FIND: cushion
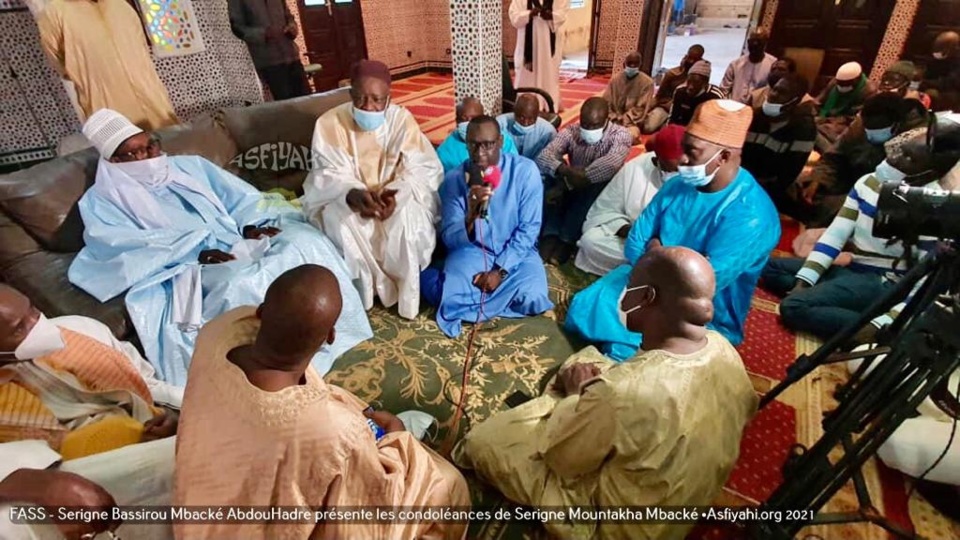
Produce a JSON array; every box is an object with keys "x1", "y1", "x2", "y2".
[
  {"x1": 0, "y1": 148, "x2": 98, "y2": 253},
  {"x1": 156, "y1": 112, "x2": 240, "y2": 170},
  {"x1": 220, "y1": 88, "x2": 351, "y2": 151},
  {"x1": 1, "y1": 251, "x2": 131, "y2": 339}
]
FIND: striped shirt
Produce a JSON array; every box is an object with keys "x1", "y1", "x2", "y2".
[
  {"x1": 797, "y1": 174, "x2": 937, "y2": 328},
  {"x1": 536, "y1": 123, "x2": 633, "y2": 185}
]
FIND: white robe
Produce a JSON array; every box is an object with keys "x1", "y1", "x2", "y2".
[
  {"x1": 303, "y1": 102, "x2": 443, "y2": 319},
  {"x1": 510, "y1": 0, "x2": 568, "y2": 111},
  {"x1": 575, "y1": 153, "x2": 666, "y2": 276}
]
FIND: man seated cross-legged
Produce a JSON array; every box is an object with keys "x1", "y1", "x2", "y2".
[
  {"x1": 422, "y1": 116, "x2": 553, "y2": 337},
  {"x1": 565, "y1": 100, "x2": 780, "y2": 360},
  {"x1": 455, "y1": 247, "x2": 758, "y2": 540},
  {"x1": 175, "y1": 265, "x2": 469, "y2": 539}
]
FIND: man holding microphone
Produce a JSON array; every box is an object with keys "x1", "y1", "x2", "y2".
[{"x1": 421, "y1": 115, "x2": 553, "y2": 337}]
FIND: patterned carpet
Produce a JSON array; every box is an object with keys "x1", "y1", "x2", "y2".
[{"x1": 323, "y1": 73, "x2": 960, "y2": 539}]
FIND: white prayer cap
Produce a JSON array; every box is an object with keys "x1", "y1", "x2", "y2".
[
  {"x1": 82, "y1": 109, "x2": 144, "y2": 159},
  {"x1": 836, "y1": 62, "x2": 863, "y2": 82}
]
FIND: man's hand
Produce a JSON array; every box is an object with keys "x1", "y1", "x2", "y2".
[
  {"x1": 347, "y1": 189, "x2": 385, "y2": 219},
  {"x1": 142, "y1": 409, "x2": 179, "y2": 442},
  {"x1": 788, "y1": 280, "x2": 810, "y2": 296},
  {"x1": 467, "y1": 185, "x2": 492, "y2": 221},
  {"x1": 243, "y1": 225, "x2": 281, "y2": 240},
  {"x1": 540, "y1": 9, "x2": 553, "y2": 20},
  {"x1": 284, "y1": 22, "x2": 298, "y2": 39},
  {"x1": 472, "y1": 269, "x2": 503, "y2": 293},
  {"x1": 198, "y1": 249, "x2": 235, "y2": 264},
  {"x1": 364, "y1": 409, "x2": 405, "y2": 433},
  {"x1": 530, "y1": 7, "x2": 541, "y2": 17},
  {"x1": 3, "y1": 469, "x2": 119, "y2": 540},
  {"x1": 801, "y1": 179, "x2": 820, "y2": 205},
  {"x1": 554, "y1": 363, "x2": 601, "y2": 397},
  {"x1": 616, "y1": 224, "x2": 631, "y2": 239},
  {"x1": 376, "y1": 189, "x2": 399, "y2": 221},
  {"x1": 851, "y1": 324, "x2": 879, "y2": 346}
]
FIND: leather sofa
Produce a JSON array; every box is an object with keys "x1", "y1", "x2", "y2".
[{"x1": 0, "y1": 88, "x2": 350, "y2": 341}]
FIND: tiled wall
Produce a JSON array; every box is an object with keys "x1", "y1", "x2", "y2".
[
  {"x1": 359, "y1": 0, "x2": 452, "y2": 74},
  {"x1": 1, "y1": 0, "x2": 262, "y2": 164}
]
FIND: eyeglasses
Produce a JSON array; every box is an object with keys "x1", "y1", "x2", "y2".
[
  {"x1": 467, "y1": 140, "x2": 499, "y2": 152},
  {"x1": 114, "y1": 137, "x2": 161, "y2": 162}
]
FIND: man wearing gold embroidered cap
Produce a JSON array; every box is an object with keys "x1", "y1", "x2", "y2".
[
  {"x1": 566, "y1": 99, "x2": 780, "y2": 361},
  {"x1": 0, "y1": 284, "x2": 178, "y2": 540}
]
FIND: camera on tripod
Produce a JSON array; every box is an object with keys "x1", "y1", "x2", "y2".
[{"x1": 874, "y1": 181, "x2": 960, "y2": 241}]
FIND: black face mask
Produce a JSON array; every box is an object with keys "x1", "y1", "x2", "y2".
[{"x1": 748, "y1": 44, "x2": 765, "y2": 57}]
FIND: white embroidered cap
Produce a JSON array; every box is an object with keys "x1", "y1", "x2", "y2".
[{"x1": 82, "y1": 109, "x2": 144, "y2": 159}]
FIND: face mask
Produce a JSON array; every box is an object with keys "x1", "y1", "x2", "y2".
[
  {"x1": 660, "y1": 170, "x2": 679, "y2": 183},
  {"x1": 112, "y1": 154, "x2": 171, "y2": 188},
  {"x1": 865, "y1": 125, "x2": 895, "y2": 145},
  {"x1": 353, "y1": 103, "x2": 388, "y2": 132},
  {"x1": 4, "y1": 314, "x2": 65, "y2": 361},
  {"x1": 624, "y1": 67, "x2": 640, "y2": 78},
  {"x1": 580, "y1": 124, "x2": 605, "y2": 145},
  {"x1": 836, "y1": 84, "x2": 855, "y2": 94},
  {"x1": 934, "y1": 51, "x2": 947, "y2": 60},
  {"x1": 762, "y1": 100, "x2": 785, "y2": 117},
  {"x1": 874, "y1": 159, "x2": 907, "y2": 183},
  {"x1": 513, "y1": 121, "x2": 535, "y2": 134},
  {"x1": 457, "y1": 121, "x2": 469, "y2": 140},
  {"x1": 909, "y1": 81, "x2": 921, "y2": 91},
  {"x1": 617, "y1": 285, "x2": 655, "y2": 328},
  {"x1": 677, "y1": 149, "x2": 723, "y2": 187}
]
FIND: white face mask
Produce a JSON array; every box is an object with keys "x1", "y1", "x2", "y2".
[
  {"x1": 836, "y1": 84, "x2": 855, "y2": 94},
  {"x1": 618, "y1": 285, "x2": 655, "y2": 329},
  {"x1": 909, "y1": 81, "x2": 921, "y2": 91},
  {"x1": 865, "y1": 125, "x2": 895, "y2": 145},
  {"x1": 3, "y1": 314, "x2": 65, "y2": 361},
  {"x1": 762, "y1": 100, "x2": 784, "y2": 118},
  {"x1": 677, "y1": 149, "x2": 723, "y2": 187},
  {"x1": 457, "y1": 121, "x2": 469, "y2": 140},
  {"x1": 580, "y1": 124, "x2": 605, "y2": 145},
  {"x1": 111, "y1": 154, "x2": 171, "y2": 188},
  {"x1": 933, "y1": 51, "x2": 948, "y2": 60},
  {"x1": 875, "y1": 159, "x2": 907, "y2": 183}
]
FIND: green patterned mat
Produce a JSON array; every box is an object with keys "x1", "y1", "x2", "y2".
[{"x1": 324, "y1": 263, "x2": 598, "y2": 538}]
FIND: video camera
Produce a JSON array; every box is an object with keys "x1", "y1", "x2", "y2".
[{"x1": 874, "y1": 181, "x2": 960, "y2": 241}]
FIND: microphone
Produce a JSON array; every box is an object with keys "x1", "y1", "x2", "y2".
[{"x1": 467, "y1": 163, "x2": 501, "y2": 220}]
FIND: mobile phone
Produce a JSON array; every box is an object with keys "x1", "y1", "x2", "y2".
[{"x1": 505, "y1": 390, "x2": 533, "y2": 409}]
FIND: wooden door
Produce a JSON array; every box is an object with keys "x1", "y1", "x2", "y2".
[
  {"x1": 903, "y1": 0, "x2": 960, "y2": 64},
  {"x1": 298, "y1": 0, "x2": 368, "y2": 92},
  {"x1": 767, "y1": 0, "x2": 895, "y2": 92}
]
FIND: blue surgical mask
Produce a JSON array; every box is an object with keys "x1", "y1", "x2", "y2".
[
  {"x1": 865, "y1": 125, "x2": 895, "y2": 145},
  {"x1": 352, "y1": 104, "x2": 388, "y2": 132},
  {"x1": 513, "y1": 121, "x2": 535, "y2": 134},
  {"x1": 677, "y1": 150, "x2": 723, "y2": 187},
  {"x1": 875, "y1": 159, "x2": 906, "y2": 183},
  {"x1": 580, "y1": 124, "x2": 605, "y2": 145},
  {"x1": 624, "y1": 67, "x2": 640, "y2": 78},
  {"x1": 457, "y1": 121, "x2": 469, "y2": 140},
  {"x1": 660, "y1": 170, "x2": 679, "y2": 183}
]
